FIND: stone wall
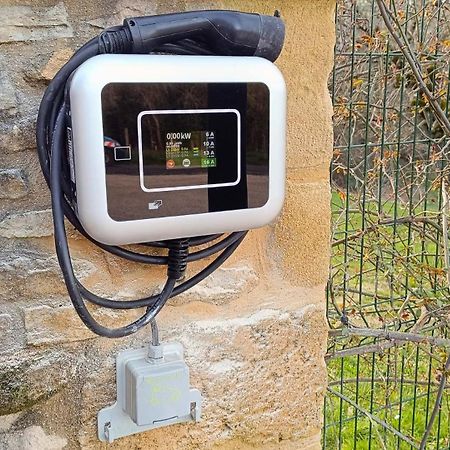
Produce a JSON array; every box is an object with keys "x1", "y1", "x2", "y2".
[{"x1": 0, "y1": 1, "x2": 335, "y2": 449}]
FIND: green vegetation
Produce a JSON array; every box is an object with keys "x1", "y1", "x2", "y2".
[
  {"x1": 324, "y1": 345, "x2": 450, "y2": 449},
  {"x1": 326, "y1": 0, "x2": 450, "y2": 446},
  {"x1": 325, "y1": 192, "x2": 450, "y2": 449}
]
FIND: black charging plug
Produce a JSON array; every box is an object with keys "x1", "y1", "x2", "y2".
[{"x1": 100, "y1": 10, "x2": 285, "y2": 62}]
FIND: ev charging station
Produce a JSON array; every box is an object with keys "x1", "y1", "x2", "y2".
[
  {"x1": 36, "y1": 9, "x2": 286, "y2": 443},
  {"x1": 69, "y1": 54, "x2": 286, "y2": 245}
]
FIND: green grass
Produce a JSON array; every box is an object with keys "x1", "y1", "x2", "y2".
[
  {"x1": 329, "y1": 190, "x2": 447, "y2": 326},
  {"x1": 324, "y1": 346, "x2": 450, "y2": 449},
  {"x1": 325, "y1": 191, "x2": 450, "y2": 449}
]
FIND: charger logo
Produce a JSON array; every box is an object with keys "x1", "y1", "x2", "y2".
[{"x1": 148, "y1": 200, "x2": 163, "y2": 210}]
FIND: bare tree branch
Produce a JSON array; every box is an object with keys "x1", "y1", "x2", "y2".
[
  {"x1": 327, "y1": 387, "x2": 420, "y2": 448},
  {"x1": 329, "y1": 326, "x2": 450, "y2": 347},
  {"x1": 419, "y1": 353, "x2": 450, "y2": 450},
  {"x1": 376, "y1": 0, "x2": 450, "y2": 136}
]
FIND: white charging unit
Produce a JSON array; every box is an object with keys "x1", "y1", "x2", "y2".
[{"x1": 68, "y1": 54, "x2": 286, "y2": 245}]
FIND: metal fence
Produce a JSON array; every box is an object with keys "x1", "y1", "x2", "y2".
[{"x1": 324, "y1": 1, "x2": 450, "y2": 449}]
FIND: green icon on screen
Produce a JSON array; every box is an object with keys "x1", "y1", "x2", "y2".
[{"x1": 201, "y1": 158, "x2": 217, "y2": 168}]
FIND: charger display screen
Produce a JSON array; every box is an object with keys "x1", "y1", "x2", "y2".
[
  {"x1": 138, "y1": 109, "x2": 239, "y2": 191},
  {"x1": 165, "y1": 130, "x2": 216, "y2": 170},
  {"x1": 100, "y1": 82, "x2": 270, "y2": 221}
]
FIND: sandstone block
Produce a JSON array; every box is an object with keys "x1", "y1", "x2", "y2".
[
  {"x1": 0, "y1": 412, "x2": 22, "y2": 433},
  {"x1": 0, "y1": 209, "x2": 53, "y2": 238},
  {"x1": 0, "y1": 314, "x2": 23, "y2": 354},
  {"x1": 0, "y1": 169, "x2": 28, "y2": 200},
  {"x1": 23, "y1": 301, "x2": 148, "y2": 346},
  {"x1": 41, "y1": 48, "x2": 74, "y2": 81},
  {"x1": 0, "y1": 69, "x2": 17, "y2": 117},
  {"x1": 0, "y1": 3, "x2": 73, "y2": 43},
  {"x1": 87, "y1": 0, "x2": 157, "y2": 29},
  {"x1": 0, "y1": 120, "x2": 36, "y2": 154},
  {"x1": 0, "y1": 425, "x2": 67, "y2": 450},
  {"x1": 0, "y1": 251, "x2": 96, "y2": 301},
  {"x1": 175, "y1": 264, "x2": 258, "y2": 305},
  {"x1": 24, "y1": 304, "x2": 93, "y2": 346},
  {"x1": 275, "y1": 179, "x2": 331, "y2": 287},
  {"x1": 0, "y1": 349, "x2": 76, "y2": 415}
]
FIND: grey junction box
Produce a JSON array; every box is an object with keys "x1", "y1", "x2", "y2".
[{"x1": 98, "y1": 343, "x2": 202, "y2": 443}]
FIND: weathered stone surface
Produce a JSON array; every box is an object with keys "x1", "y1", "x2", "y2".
[
  {"x1": 77, "y1": 303, "x2": 327, "y2": 449},
  {"x1": 0, "y1": 120, "x2": 36, "y2": 154},
  {"x1": 0, "y1": 426, "x2": 67, "y2": 450},
  {"x1": 0, "y1": 251, "x2": 96, "y2": 300},
  {"x1": 0, "y1": 349, "x2": 77, "y2": 415},
  {"x1": 23, "y1": 298, "x2": 151, "y2": 346},
  {"x1": 275, "y1": 180, "x2": 331, "y2": 287},
  {"x1": 0, "y1": 3, "x2": 73, "y2": 43},
  {"x1": 40, "y1": 48, "x2": 74, "y2": 81},
  {"x1": 87, "y1": 0, "x2": 157, "y2": 29},
  {"x1": 24, "y1": 304, "x2": 94, "y2": 346},
  {"x1": 0, "y1": 169, "x2": 28, "y2": 200},
  {"x1": 0, "y1": 209, "x2": 53, "y2": 238},
  {"x1": 0, "y1": 68, "x2": 17, "y2": 118},
  {"x1": 22, "y1": 303, "x2": 137, "y2": 346},
  {"x1": 0, "y1": 412, "x2": 22, "y2": 433},
  {"x1": 175, "y1": 264, "x2": 258, "y2": 305},
  {"x1": 275, "y1": 1, "x2": 334, "y2": 172},
  {"x1": 0, "y1": 314, "x2": 23, "y2": 353}
]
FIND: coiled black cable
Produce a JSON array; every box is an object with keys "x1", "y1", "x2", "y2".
[{"x1": 37, "y1": 18, "x2": 254, "y2": 338}]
